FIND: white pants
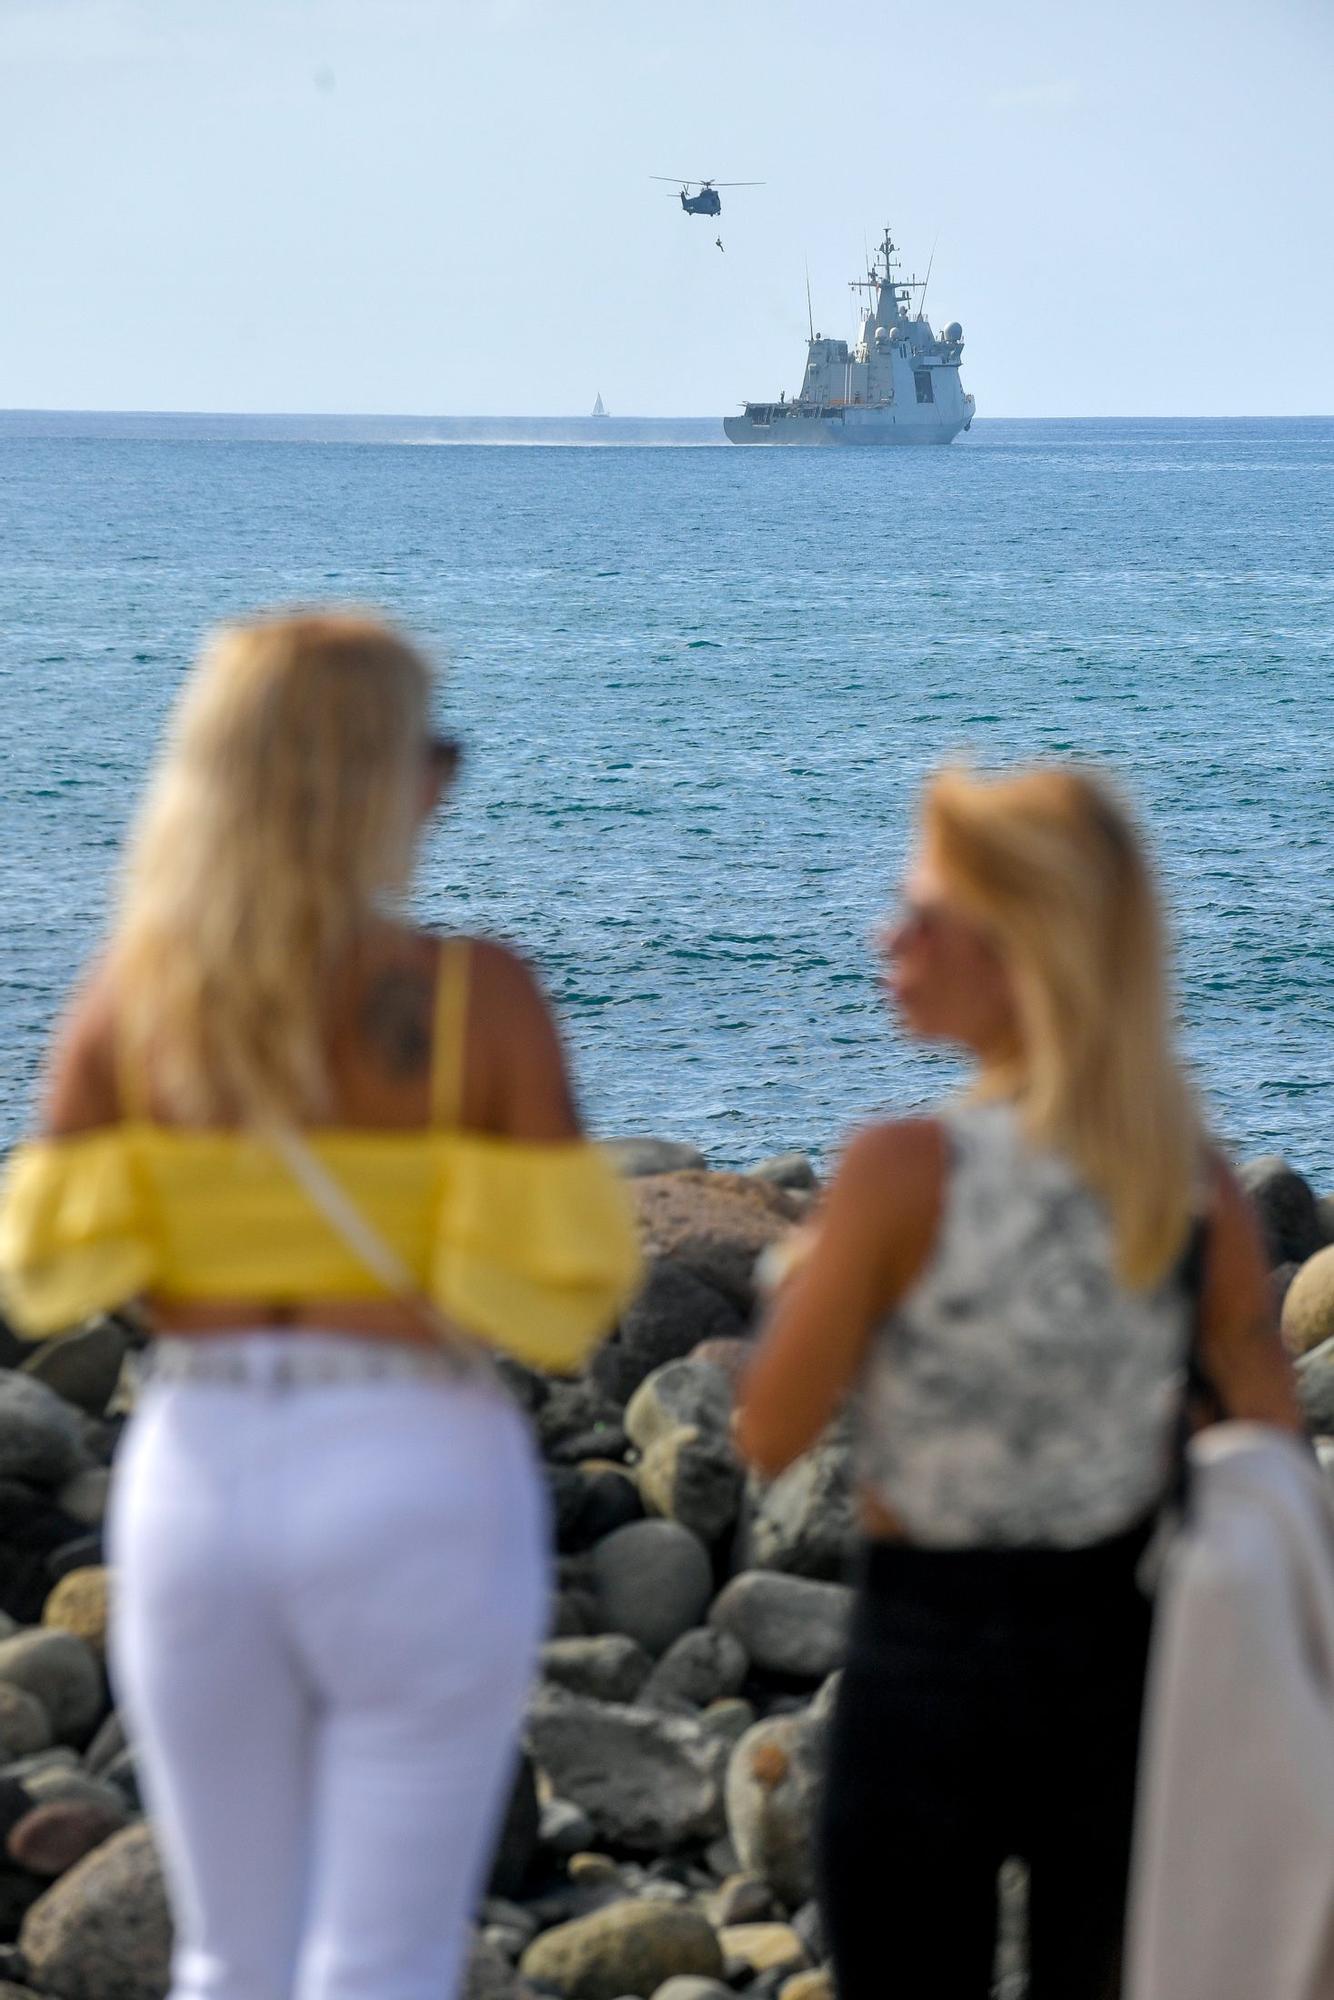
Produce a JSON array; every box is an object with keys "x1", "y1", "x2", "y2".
[{"x1": 109, "y1": 1337, "x2": 549, "y2": 2000}]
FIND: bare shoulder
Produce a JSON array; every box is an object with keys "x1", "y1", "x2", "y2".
[
  {"x1": 438, "y1": 931, "x2": 579, "y2": 1141},
  {"x1": 38, "y1": 960, "x2": 122, "y2": 1137},
  {"x1": 464, "y1": 936, "x2": 552, "y2": 1022},
  {"x1": 824, "y1": 1116, "x2": 948, "y2": 1295},
  {"x1": 835, "y1": 1116, "x2": 948, "y2": 1220},
  {"x1": 839, "y1": 1115, "x2": 947, "y2": 1181}
]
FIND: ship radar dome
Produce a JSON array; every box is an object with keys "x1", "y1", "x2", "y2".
[{"x1": 945, "y1": 321, "x2": 963, "y2": 342}]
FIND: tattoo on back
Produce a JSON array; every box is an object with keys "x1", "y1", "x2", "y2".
[{"x1": 361, "y1": 967, "x2": 433, "y2": 1081}]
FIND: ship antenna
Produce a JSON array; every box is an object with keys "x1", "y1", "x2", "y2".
[
  {"x1": 805, "y1": 259, "x2": 815, "y2": 343},
  {"x1": 919, "y1": 235, "x2": 938, "y2": 320}
]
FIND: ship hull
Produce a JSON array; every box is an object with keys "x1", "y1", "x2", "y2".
[{"x1": 724, "y1": 400, "x2": 974, "y2": 446}]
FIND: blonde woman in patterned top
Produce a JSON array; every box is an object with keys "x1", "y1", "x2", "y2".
[{"x1": 737, "y1": 764, "x2": 1301, "y2": 2000}]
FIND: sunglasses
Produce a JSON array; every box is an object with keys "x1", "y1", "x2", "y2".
[{"x1": 426, "y1": 734, "x2": 464, "y2": 777}]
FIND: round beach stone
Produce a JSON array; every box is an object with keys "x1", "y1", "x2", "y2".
[
  {"x1": 706, "y1": 1874, "x2": 776, "y2": 1927},
  {"x1": 628, "y1": 1173, "x2": 803, "y2": 1312},
  {"x1": 779, "y1": 1972, "x2": 833, "y2": 2000},
  {"x1": 540, "y1": 1798, "x2": 596, "y2": 1857},
  {"x1": 20, "y1": 1822, "x2": 171, "y2": 2000},
  {"x1": 709, "y1": 1573, "x2": 852, "y2": 1683},
  {"x1": 1296, "y1": 1337, "x2": 1334, "y2": 1436},
  {"x1": 1281, "y1": 1247, "x2": 1334, "y2": 1356},
  {"x1": 42, "y1": 1569, "x2": 111, "y2": 1657},
  {"x1": 13, "y1": 1765, "x2": 126, "y2": 1822},
  {"x1": 549, "y1": 1465, "x2": 643, "y2": 1555},
  {"x1": 0, "y1": 1631, "x2": 103, "y2": 1745},
  {"x1": 542, "y1": 1636, "x2": 653, "y2": 1705},
  {"x1": 590, "y1": 1520, "x2": 713, "y2": 1656},
  {"x1": 0, "y1": 1378, "x2": 84, "y2": 1490},
  {"x1": 591, "y1": 1262, "x2": 743, "y2": 1407},
  {"x1": 21, "y1": 1321, "x2": 129, "y2": 1420},
  {"x1": 7, "y1": 1799, "x2": 127, "y2": 1879},
  {"x1": 626, "y1": 1361, "x2": 733, "y2": 1452},
  {"x1": 718, "y1": 1924, "x2": 808, "y2": 1976},
  {"x1": 1240, "y1": 1157, "x2": 1324, "y2": 1268},
  {"x1": 0, "y1": 1685, "x2": 53, "y2": 1762},
  {"x1": 738, "y1": 1436, "x2": 856, "y2": 1581},
  {"x1": 744, "y1": 1154, "x2": 818, "y2": 1192},
  {"x1": 642, "y1": 1629, "x2": 749, "y2": 1711},
  {"x1": 602, "y1": 1140, "x2": 709, "y2": 1178},
  {"x1": 725, "y1": 1714, "x2": 827, "y2": 1910},
  {"x1": 52, "y1": 1472, "x2": 110, "y2": 1532},
  {"x1": 637, "y1": 1429, "x2": 742, "y2": 1547},
  {"x1": 650, "y1": 1979, "x2": 733, "y2": 2000},
  {"x1": 521, "y1": 1899, "x2": 722, "y2": 2000},
  {"x1": 82, "y1": 1710, "x2": 126, "y2": 1778},
  {"x1": 525, "y1": 1688, "x2": 725, "y2": 1853}
]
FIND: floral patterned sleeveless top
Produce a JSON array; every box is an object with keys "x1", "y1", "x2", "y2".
[{"x1": 856, "y1": 1098, "x2": 1190, "y2": 1548}]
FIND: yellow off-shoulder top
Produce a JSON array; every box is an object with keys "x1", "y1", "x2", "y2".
[{"x1": 0, "y1": 943, "x2": 641, "y2": 1373}]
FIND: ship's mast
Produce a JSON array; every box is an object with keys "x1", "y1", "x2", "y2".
[{"x1": 849, "y1": 226, "x2": 927, "y2": 331}]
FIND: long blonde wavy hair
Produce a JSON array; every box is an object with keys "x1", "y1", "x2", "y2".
[
  {"x1": 111, "y1": 612, "x2": 433, "y2": 1124},
  {"x1": 923, "y1": 764, "x2": 1199, "y2": 1288}
]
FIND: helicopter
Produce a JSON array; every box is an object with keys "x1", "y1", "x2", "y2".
[{"x1": 650, "y1": 177, "x2": 763, "y2": 218}]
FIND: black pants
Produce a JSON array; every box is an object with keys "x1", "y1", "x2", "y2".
[{"x1": 819, "y1": 1525, "x2": 1154, "y2": 2000}]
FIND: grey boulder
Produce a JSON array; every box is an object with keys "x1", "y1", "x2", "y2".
[
  {"x1": 542, "y1": 1636, "x2": 653, "y2": 1705},
  {"x1": 521, "y1": 1899, "x2": 722, "y2": 2000},
  {"x1": 21, "y1": 1321, "x2": 129, "y2": 1420},
  {"x1": 20, "y1": 1823, "x2": 171, "y2": 2000},
  {"x1": 709, "y1": 1573, "x2": 852, "y2": 1683},
  {"x1": 725, "y1": 1711, "x2": 829, "y2": 1910},
  {"x1": 0, "y1": 1632, "x2": 104, "y2": 1745},
  {"x1": 0, "y1": 1377, "x2": 85, "y2": 1490},
  {"x1": 602, "y1": 1139, "x2": 709, "y2": 1178},
  {"x1": 744, "y1": 1153, "x2": 818, "y2": 1192},
  {"x1": 590, "y1": 1520, "x2": 713, "y2": 1657},
  {"x1": 1297, "y1": 1337, "x2": 1334, "y2": 1436},
  {"x1": 591, "y1": 1261, "x2": 743, "y2": 1407},
  {"x1": 625, "y1": 1366, "x2": 743, "y2": 1544},
  {"x1": 642, "y1": 1629, "x2": 749, "y2": 1711},
  {"x1": 526, "y1": 1687, "x2": 726, "y2": 1852},
  {"x1": 737, "y1": 1435, "x2": 856, "y2": 1581},
  {"x1": 1239, "y1": 1157, "x2": 1324, "y2": 1267}
]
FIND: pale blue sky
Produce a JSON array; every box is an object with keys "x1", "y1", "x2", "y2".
[{"x1": 2, "y1": 0, "x2": 1332, "y2": 417}]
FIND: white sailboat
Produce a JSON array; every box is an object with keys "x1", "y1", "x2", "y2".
[{"x1": 591, "y1": 391, "x2": 608, "y2": 417}]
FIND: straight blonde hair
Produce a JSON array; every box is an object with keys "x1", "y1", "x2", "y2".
[
  {"x1": 111, "y1": 612, "x2": 433, "y2": 1124},
  {"x1": 923, "y1": 765, "x2": 1198, "y2": 1288}
]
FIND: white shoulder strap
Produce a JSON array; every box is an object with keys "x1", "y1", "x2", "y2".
[{"x1": 265, "y1": 1123, "x2": 491, "y2": 1374}]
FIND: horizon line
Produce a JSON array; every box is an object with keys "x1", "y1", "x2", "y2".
[{"x1": 4, "y1": 407, "x2": 1334, "y2": 425}]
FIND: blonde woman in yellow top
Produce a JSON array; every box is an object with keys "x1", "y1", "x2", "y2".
[{"x1": 0, "y1": 613, "x2": 639, "y2": 2000}]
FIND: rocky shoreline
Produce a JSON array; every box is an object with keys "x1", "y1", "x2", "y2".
[{"x1": 0, "y1": 1140, "x2": 1330, "y2": 2000}]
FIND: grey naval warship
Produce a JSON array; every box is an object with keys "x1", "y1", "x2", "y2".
[{"x1": 724, "y1": 225, "x2": 974, "y2": 446}]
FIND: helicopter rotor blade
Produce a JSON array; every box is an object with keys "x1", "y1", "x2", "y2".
[
  {"x1": 708, "y1": 181, "x2": 765, "y2": 188},
  {"x1": 649, "y1": 177, "x2": 699, "y2": 185}
]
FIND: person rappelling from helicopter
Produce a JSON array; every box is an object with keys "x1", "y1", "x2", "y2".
[{"x1": 715, "y1": 237, "x2": 724, "y2": 252}]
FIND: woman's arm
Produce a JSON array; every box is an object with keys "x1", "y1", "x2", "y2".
[
  {"x1": 1198, "y1": 1155, "x2": 1305, "y2": 1433},
  {"x1": 38, "y1": 966, "x2": 121, "y2": 1138},
  {"x1": 733, "y1": 1118, "x2": 946, "y2": 1478}
]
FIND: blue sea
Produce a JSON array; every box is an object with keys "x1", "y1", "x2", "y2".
[{"x1": 1, "y1": 412, "x2": 1331, "y2": 1182}]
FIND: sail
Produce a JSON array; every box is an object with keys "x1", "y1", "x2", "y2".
[{"x1": 591, "y1": 392, "x2": 607, "y2": 417}]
